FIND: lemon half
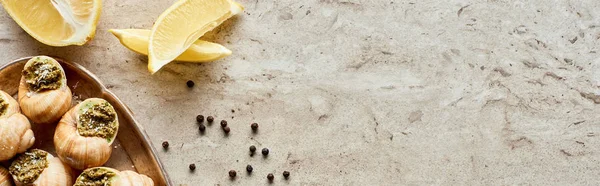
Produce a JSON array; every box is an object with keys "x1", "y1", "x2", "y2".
[
  {"x1": 0, "y1": 0, "x2": 102, "y2": 46},
  {"x1": 148, "y1": 0, "x2": 243, "y2": 74},
  {"x1": 109, "y1": 29, "x2": 232, "y2": 62}
]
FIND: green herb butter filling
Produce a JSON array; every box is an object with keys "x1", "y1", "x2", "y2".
[
  {"x1": 0, "y1": 97, "x2": 7, "y2": 117},
  {"x1": 8, "y1": 149, "x2": 49, "y2": 184},
  {"x1": 75, "y1": 168, "x2": 117, "y2": 186},
  {"x1": 22, "y1": 57, "x2": 63, "y2": 92},
  {"x1": 77, "y1": 101, "x2": 117, "y2": 140}
]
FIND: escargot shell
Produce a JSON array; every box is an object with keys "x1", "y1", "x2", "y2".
[
  {"x1": 0, "y1": 90, "x2": 35, "y2": 161},
  {"x1": 75, "y1": 167, "x2": 154, "y2": 186},
  {"x1": 18, "y1": 56, "x2": 72, "y2": 124},
  {"x1": 9, "y1": 149, "x2": 73, "y2": 186},
  {"x1": 0, "y1": 166, "x2": 11, "y2": 186},
  {"x1": 54, "y1": 98, "x2": 119, "y2": 170}
]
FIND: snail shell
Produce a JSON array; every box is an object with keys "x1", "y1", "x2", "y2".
[
  {"x1": 0, "y1": 166, "x2": 12, "y2": 186},
  {"x1": 0, "y1": 90, "x2": 19, "y2": 116},
  {"x1": 117, "y1": 171, "x2": 155, "y2": 186},
  {"x1": 0, "y1": 90, "x2": 35, "y2": 161},
  {"x1": 54, "y1": 98, "x2": 119, "y2": 170},
  {"x1": 18, "y1": 56, "x2": 72, "y2": 124},
  {"x1": 9, "y1": 149, "x2": 73, "y2": 186},
  {"x1": 75, "y1": 167, "x2": 154, "y2": 186}
]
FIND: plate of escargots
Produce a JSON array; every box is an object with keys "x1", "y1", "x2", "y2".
[{"x1": 0, "y1": 56, "x2": 171, "y2": 186}]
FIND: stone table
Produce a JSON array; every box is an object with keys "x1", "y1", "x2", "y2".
[{"x1": 0, "y1": 0, "x2": 599, "y2": 185}]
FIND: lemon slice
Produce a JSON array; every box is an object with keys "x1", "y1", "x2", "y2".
[
  {"x1": 148, "y1": 0, "x2": 243, "y2": 74},
  {"x1": 109, "y1": 29, "x2": 231, "y2": 62},
  {"x1": 0, "y1": 0, "x2": 102, "y2": 46}
]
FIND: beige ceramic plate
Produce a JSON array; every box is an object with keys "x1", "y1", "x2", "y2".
[{"x1": 0, "y1": 57, "x2": 172, "y2": 186}]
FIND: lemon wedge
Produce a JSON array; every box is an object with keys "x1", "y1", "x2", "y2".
[
  {"x1": 148, "y1": 0, "x2": 243, "y2": 74},
  {"x1": 109, "y1": 29, "x2": 231, "y2": 62},
  {"x1": 0, "y1": 0, "x2": 101, "y2": 46}
]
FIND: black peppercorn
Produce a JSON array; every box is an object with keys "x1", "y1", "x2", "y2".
[
  {"x1": 283, "y1": 171, "x2": 290, "y2": 179},
  {"x1": 246, "y1": 165, "x2": 253, "y2": 173},
  {"x1": 220, "y1": 120, "x2": 228, "y2": 127},
  {"x1": 186, "y1": 80, "x2": 195, "y2": 88},
  {"x1": 250, "y1": 145, "x2": 256, "y2": 153},
  {"x1": 162, "y1": 141, "x2": 169, "y2": 149},
  {"x1": 223, "y1": 126, "x2": 231, "y2": 134},
  {"x1": 199, "y1": 124, "x2": 206, "y2": 132},
  {"x1": 207, "y1": 116, "x2": 214, "y2": 123},
  {"x1": 262, "y1": 148, "x2": 269, "y2": 156},
  {"x1": 189, "y1": 164, "x2": 196, "y2": 171},
  {"x1": 267, "y1": 173, "x2": 274, "y2": 181},
  {"x1": 196, "y1": 115, "x2": 204, "y2": 123},
  {"x1": 251, "y1": 123, "x2": 258, "y2": 131},
  {"x1": 229, "y1": 170, "x2": 237, "y2": 178}
]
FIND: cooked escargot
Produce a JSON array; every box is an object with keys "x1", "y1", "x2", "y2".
[
  {"x1": 0, "y1": 166, "x2": 11, "y2": 186},
  {"x1": 8, "y1": 149, "x2": 73, "y2": 186},
  {"x1": 54, "y1": 98, "x2": 119, "y2": 170},
  {"x1": 75, "y1": 167, "x2": 154, "y2": 186},
  {"x1": 0, "y1": 90, "x2": 35, "y2": 161},
  {"x1": 18, "y1": 56, "x2": 72, "y2": 124}
]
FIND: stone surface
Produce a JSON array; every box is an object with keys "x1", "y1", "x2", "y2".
[{"x1": 0, "y1": 0, "x2": 600, "y2": 185}]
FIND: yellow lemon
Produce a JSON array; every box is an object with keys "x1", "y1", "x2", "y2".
[
  {"x1": 148, "y1": 0, "x2": 243, "y2": 74},
  {"x1": 109, "y1": 29, "x2": 231, "y2": 62},
  {"x1": 0, "y1": 0, "x2": 102, "y2": 46}
]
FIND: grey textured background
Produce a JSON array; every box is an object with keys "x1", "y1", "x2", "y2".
[{"x1": 1, "y1": 0, "x2": 599, "y2": 185}]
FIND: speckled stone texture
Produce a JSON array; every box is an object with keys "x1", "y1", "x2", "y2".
[{"x1": 0, "y1": 0, "x2": 599, "y2": 185}]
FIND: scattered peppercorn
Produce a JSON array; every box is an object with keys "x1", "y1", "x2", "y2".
[
  {"x1": 199, "y1": 124, "x2": 206, "y2": 132},
  {"x1": 220, "y1": 120, "x2": 228, "y2": 128},
  {"x1": 189, "y1": 164, "x2": 196, "y2": 171},
  {"x1": 186, "y1": 80, "x2": 195, "y2": 88},
  {"x1": 250, "y1": 145, "x2": 256, "y2": 153},
  {"x1": 251, "y1": 123, "x2": 259, "y2": 131},
  {"x1": 229, "y1": 170, "x2": 237, "y2": 178},
  {"x1": 267, "y1": 173, "x2": 274, "y2": 181},
  {"x1": 246, "y1": 165, "x2": 253, "y2": 173},
  {"x1": 283, "y1": 171, "x2": 290, "y2": 179},
  {"x1": 196, "y1": 115, "x2": 204, "y2": 123},
  {"x1": 207, "y1": 116, "x2": 214, "y2": 123},
  {"x1": 262, "y1": 148, "x2": 269, "y2": 156},
  {"x1": 162, "y1": 141, "x2": 169, "y2": 149},
  {"x1": 231, "y1": 109, "x2": 235, "y2": 113},
  {"x1": 223, "y1": 126, "x2": 231, "y2": 134}
]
